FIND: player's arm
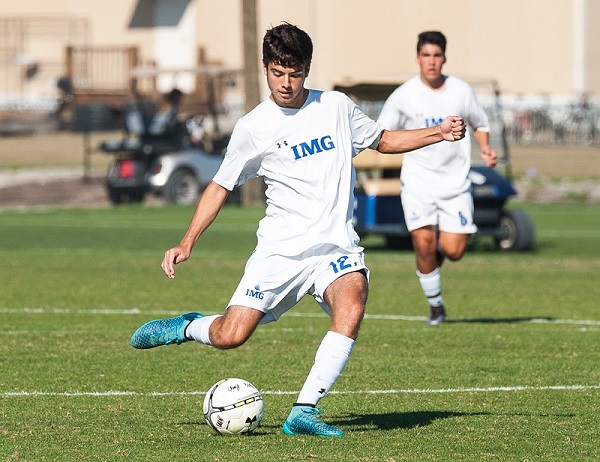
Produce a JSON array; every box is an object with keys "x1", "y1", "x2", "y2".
[
  {"x1": 377, "y1": 116, "x2": 465, "y2": 153},
  {"x1": 474, "y1": 130, "x2": 498, "y2": 168},
  {"x1": 161, "y1": 181, "x2": 229, "y2": 278}
]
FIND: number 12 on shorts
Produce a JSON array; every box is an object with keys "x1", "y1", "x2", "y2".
[{"x1": 329, "y1": 256, "x2": 352, "y2": 274}]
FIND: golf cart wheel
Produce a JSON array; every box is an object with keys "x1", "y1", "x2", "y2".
[
  {"x1": 108, "y1": 188, "x2": 145, "y2": 205},
  {"x1": 385, "y1": 235, "x2": 413, "y2": 250},
  {"x1": 495, "y1": 209, "x2": 535, "y2": 251},
  {"x1": 164, "y1": 169, "x2": 201, "y2": 205}
]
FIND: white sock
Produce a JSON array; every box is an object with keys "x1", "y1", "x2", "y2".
[
  {"x1": 185, "y1": 315, "x2": 221, "y2": 345},
  {"x1": 417, "y1": 267, "x2": 444, "y2": 307},
  {"x1": 295, "y1": 331, "x2": 354, "y2": 406}
]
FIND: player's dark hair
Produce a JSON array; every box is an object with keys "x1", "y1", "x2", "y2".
[
  {"x1": 417, "y1": 31, "x2": 447, "y2": 54},
  {"x1": 262, "y1": 22, "x2": 313, "y2": 69}
]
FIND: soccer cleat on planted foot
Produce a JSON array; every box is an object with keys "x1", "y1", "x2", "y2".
[
  {"x1": 426, "y1": 305, "x2": 446, "y2": 325},
  {"x1": 282, "y1": 406, "x2": 343, "y2": 437},
  {"x1": 130, "y1": 312, "x2": 203, "y2": 349}
]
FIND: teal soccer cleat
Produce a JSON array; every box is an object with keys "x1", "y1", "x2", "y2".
[
  {"x1": 130, "y1": 312, "x2": 203, "y2": 349},
  {"x1": 282, "y1": 406, "x2": 343, "y2": 437}
]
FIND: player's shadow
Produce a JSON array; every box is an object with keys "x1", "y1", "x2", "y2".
[
  {"x1": 445, "y1": 316, "x2": 555, "y2": 324},
  {"x1": 336, "y1": 410, "x2": 489, "y2": 431}
]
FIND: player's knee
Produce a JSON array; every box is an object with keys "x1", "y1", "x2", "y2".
[
  {"x1": 209, "y1": 323, "x2": 252, "y2": 350},
  {"x1": 444, "y1": 245, "x2": 467, "y2": 261},
  {"x1": 354, "y1": 299, "x2": 366, "y2": 316},
  {"x1": 210, "y1": 331, "x2": 247, "y2": 350},
  {"x1": 414, "y1": 242, "x2": 436, "y2": 260},
  {"x1": 345, "y1": 301, "x2": 366, "y2": 327}
]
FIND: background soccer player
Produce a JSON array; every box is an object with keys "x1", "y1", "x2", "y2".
[{"x1": 378, "y1": 31, "x2": 498, "y2": 325}]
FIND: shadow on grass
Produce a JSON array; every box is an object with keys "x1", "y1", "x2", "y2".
[
  {"x1": 181, "y1": 408, "x2": 576, "y2": 435},
  {"x1": 336, "y1": 410, "x2": 489, "y2": 431},
  {"x1": 180, "y1": 412, "x2": 483, "y2": 433},
  {"x1": 445, "y1": 316, "x2": 555, "y2": 324}
]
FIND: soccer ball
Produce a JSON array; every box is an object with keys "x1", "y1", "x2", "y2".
[{"x1": 203, "y1": 378, "x2": 264, "y2": 435}]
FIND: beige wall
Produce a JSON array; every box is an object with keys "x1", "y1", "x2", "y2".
[
  {"x1": 585, "y1": 0, "x2": 600, "y2": 96},
  {"x1": 249, "y1": 0, "x2": 589, "y2": 99},
  {"x1": 1, "y1": 0, "x2": 598, "y2": 102}
]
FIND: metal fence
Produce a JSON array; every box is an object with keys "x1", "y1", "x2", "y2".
[{"x1": 500, "y1": 103, "x2": 599, "y2": 146}]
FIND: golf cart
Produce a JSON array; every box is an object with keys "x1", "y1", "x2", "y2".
[
  {"x1": 100, "y1": 64, "x2": 241, "y2": 205},
  {"x1": 336, "y1": 80, "x2": 535, "y2": 251},
  {"x1": 100, "y1": 101, "x2": 226, "y2": 205}
]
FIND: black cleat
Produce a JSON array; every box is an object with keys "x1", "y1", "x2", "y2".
[{"x1": 427, "y1": 305, "x2": 446, "y2": 325}]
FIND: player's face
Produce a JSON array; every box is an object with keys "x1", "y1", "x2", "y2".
[
  {"x1": 417, "y1": 43, "x2": 446, "y2": 88},
  {"x1": 264, "y1": 62, "x2": 309, "y2": 109}
]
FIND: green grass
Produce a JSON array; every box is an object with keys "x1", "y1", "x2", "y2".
[{"x1": 1, "y1": 203, "x2": 599, "y2": 461}]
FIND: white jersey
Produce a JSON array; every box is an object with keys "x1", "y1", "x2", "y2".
[
  {"x1": 213, "y1": 89, "x2": 382, "y2": 256},
  {"x1": 378, "y1": 75, "x2": 490, "y2": 198}
]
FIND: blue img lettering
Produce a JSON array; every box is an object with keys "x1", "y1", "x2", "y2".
[
  {"x1": 425, "y1": 117, "x2": 445, "y2": 128},
  {"x1": 245, "y1": 289, "x2": 264, "y2": 300},
  {"x1": 291, "y1": 135, "x2": 335, "y2": 160}
]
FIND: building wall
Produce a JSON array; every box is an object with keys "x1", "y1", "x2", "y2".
[
  {"x1": 584, "y1": 0, "x2": 600, "y2": 97},
  {"x1": 248, "y1": 0, "x2": 587, "y2": 100}
]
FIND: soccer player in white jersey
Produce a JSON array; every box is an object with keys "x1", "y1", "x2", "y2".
[
  {"x1": 378, "y1": 31, "x2": 498, "y2": 325},
  {"x1": 130, "y1": 23, "x2": 465, "y2": 437}
]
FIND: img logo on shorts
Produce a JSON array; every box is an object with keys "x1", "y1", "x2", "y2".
[
  {"x1": 245, "y1": 284, "x2": 264, "y2": 300},
  {"x1": 458, "y1": 211, "x2": 468, "y2": 226}
]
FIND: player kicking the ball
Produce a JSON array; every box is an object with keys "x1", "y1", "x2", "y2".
[{"x1": 130, "y1": 22, "x2": 465, "y2": 437}]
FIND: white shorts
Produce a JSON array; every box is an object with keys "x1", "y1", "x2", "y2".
[
  {"x1": 401, "y1": 189, "x2": 477, "y2": 234},
  {"x1": 227, "y1": 244, "x2": 369, "y2": 324}
]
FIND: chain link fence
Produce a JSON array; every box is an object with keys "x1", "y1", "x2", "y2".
[{"x1": 499, "y1": 101, "x2": 599, "y2": 146}]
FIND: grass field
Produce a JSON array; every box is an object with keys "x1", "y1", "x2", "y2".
[{"x1": 1, "y1": 202, "x2": 599, "y2": 461}]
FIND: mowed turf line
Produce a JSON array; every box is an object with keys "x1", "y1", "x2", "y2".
[{"x1": 0, "y1": 203, "x2": 598, "y2": 461}]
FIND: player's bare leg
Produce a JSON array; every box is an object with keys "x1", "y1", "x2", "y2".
[
  {"x1": 438, "y1": 231, "x2": 469, "y2": 262},
  {"x1": 324, "y1": 270, "x2": 368, "y2": 339},
  {"x1": 412, "y1": 226, "x2": 438, "y2": 274},
  {"x1": 411, "y1": 226, "x2": 446, "y2": 325},
  {"x1": 206, "y1": 305, "x2": 264, "y2": 349},
  {"x1": 283, "y1": 271, "x2": 367, "y2": 437}
]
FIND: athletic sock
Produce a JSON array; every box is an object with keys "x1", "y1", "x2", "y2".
[
  {"x1": 417, "y1": 267, "x2": 444, "y2": 308},
  {"x1": 185, "y1": 315, "x2": 221, "y2": 345},
  {"x1": 295, "y1": 331, "x2": 354, "y2": 406}
]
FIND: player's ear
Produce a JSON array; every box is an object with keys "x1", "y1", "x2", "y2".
[
  {"x1": 305, "y1": 63, "x2": 311, "y2": 77},
  {"x1": 263, "y1": 63, "x2": 268, "y2": 75}
]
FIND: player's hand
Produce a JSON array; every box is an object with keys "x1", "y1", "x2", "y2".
[
  {"x1": 161, "y1": 245, "x2": 191, "y2": 279},
  {"x1": 480, "y1": 145, "x2": 498, "y2": 168},
  {"x1": 440, "y1": 116, "x2": 466, "y2": 141}
]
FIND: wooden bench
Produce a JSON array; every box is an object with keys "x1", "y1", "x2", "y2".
[{"x1": 353, "y1": 148, "x2": 402, "y2": 196}]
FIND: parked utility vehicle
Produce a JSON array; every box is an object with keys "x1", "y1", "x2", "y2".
[{"x1": 101, "y1": 105, "x2": 226, "y2": 205}]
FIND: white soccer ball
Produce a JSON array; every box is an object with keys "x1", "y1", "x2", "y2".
[{"x1": 203, "y1": 378, "x2": 264, "y2": 435}]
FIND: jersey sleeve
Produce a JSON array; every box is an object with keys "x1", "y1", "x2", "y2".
[
  {"x1": 212, "y1": 120, "x2": 262, "y2": 190},
  {"x1": 376, "y1": 87, "x2": 407, "y2": 130},
  {"x1": 346, "y1": 95, "x2": 383, "y2": 154},
  {"x1": 465, "y1": 86, "x2": 491, "y2": 133}
]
